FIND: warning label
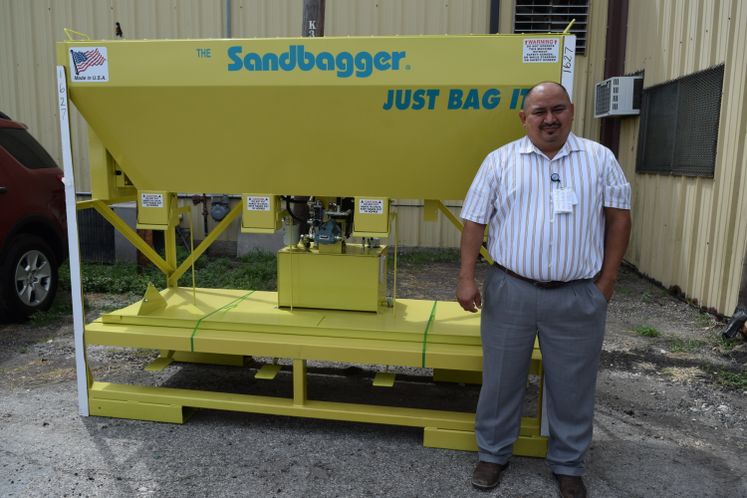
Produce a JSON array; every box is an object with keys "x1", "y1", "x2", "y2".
[
  {"x1": 358, "y1": 199, "x2": 384, "y2": 215},
  {"x1": 141, "y1": 193, "x2": 164, "y2": 208},
  {"x1": 522, "y1": 38, "x2": 560, "y2": 63},
  {"x1": 246, "y1": 196, "x2": 270, "y2": 211}
]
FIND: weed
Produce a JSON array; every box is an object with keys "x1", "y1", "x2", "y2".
[
  {"x1": 711, "y1": 336, "x2": 737, "y2": 353},
  {"x1": 667, "y1": 338, "x2": 706, "y2": 353},
  {"x1": 634, "y1": 325, "x2": 660, "y2": 337},
  {"x1": 58, "y1": 250, "x2": 278, "y2": 295},
  {"x1": 716, "y1": 369, "x2": 747, "y2": 390},
  {"x1": 695, "y1": 313, "x2": 713, "y2": 328}
]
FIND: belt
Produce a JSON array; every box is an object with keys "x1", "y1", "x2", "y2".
[{"x1": 493, "y1": 263, "x2": 573, "y2": 289}]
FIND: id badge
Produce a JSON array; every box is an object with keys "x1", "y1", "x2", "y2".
[{"x1": 552, "y1": 188, "x2": 578, "y2": 215}]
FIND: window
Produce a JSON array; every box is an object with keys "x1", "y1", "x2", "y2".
[
  {"x1": 636, "y1": 65, "x2": 724, "y2": 177},
  {"x1": 0, "y1": 128, "x2": 58, "y2": 170},
  {"x1": 514, "y1": 0, "x2": 589, "y2": 55}
]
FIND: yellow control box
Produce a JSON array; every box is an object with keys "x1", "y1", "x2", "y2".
[
  {"x1": 241, "y1": 194, "x2": 282, "y2": 233},
  {"x1": 352, "y1": 197, "x2": 389, "y2": 237},
  {"x1": 277, "y1": 245, "x2": 387, "y2": 312},
  {"x1": 136, "y1": 190, "x2": 171, "y2": 229}
]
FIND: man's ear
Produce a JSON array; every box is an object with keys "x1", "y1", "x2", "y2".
[{"x1": 519, "y1": 110, "x2": 527, "y2": 127}]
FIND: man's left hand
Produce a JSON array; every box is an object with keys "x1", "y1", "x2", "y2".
[{"x1": 594, "y1": 278, "x2": 615, "y2": 302}]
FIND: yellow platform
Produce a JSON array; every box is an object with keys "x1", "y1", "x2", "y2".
[{"x1": 85, "y1": 287, "x2": 547, "y2": 457}]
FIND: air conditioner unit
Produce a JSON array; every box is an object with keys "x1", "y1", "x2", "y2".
[{"x1": 594, "y1": 76, "x2": 643, "y2": 118}]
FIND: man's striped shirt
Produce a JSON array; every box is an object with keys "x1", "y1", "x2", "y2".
[{"x1": 460, "y1": 133, "x2": 631, "y2": 282}]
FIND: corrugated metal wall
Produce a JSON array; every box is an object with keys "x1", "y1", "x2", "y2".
[
  {"x1": 619, "y1": 0, "x2": 747, "y2": 314},
  {"x1": 1, "y1": 0, "x2": 603, "y2": 248}
]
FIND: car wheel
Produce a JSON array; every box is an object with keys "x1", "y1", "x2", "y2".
[{"x1": 0, "y1": 234, "x2": 59, "y2": 319}]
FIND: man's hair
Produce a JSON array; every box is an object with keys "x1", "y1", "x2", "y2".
[{"x1": 522, "y1": 81, "x2": 571, "y2": 110}]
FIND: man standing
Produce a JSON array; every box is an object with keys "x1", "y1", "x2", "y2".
[{"x1": 457, "y1": 82, "x2": 631, "y2": 497}]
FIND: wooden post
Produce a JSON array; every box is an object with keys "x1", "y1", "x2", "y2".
[{"x1": 302, "y1": 0, "x2": 325, "y2": 38}]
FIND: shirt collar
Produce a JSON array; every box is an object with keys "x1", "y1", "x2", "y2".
[{"x1": 519, "y1": 132, "x2": 584, "y2": 160}]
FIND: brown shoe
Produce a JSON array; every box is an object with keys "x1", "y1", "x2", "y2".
[
  {"x1": 554, "y1": 474, "x2": 587, "y2": 498},
  {"x1": 471, "y1": 461, "x2": 509, "y2": 491}
]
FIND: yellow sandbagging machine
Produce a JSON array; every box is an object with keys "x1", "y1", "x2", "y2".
[{"x1": 57, "y1": 32, "x2": 577, "y2": 456}]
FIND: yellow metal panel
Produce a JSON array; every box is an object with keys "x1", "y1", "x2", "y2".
[
  {"x1": 422, "y1": 199, "x2": 439, "y2": 222},
  {"x1": 424, "y1": 426, "x2": 548, "y2": 457},
  {"x1": 372, "y1": 372, "x2": 396, "y2": 387},
  {"x1": 255, "y1": 364, "x2": 282, "y2": 380},
  {"x1": 88, "y1": 125, "x2": 136, "y2": 200},
  {"x1": 97, "y1": 288, "x2": 481, "y2": 347},
  {"x1": 144, "y1": 356, "x2": 174, "y2": 371},
  {"x1": 137, "y1": 190, "x2": 171, "y2": 228},
  {"x1": 57, "y1": 35, "x2": 572, "y2": 199},
  {"x1": 90, "y1": 381, "x2": 476, "y2": 431},
  {"x1": 352, "y1": 197, "x2": 389, "y2": 236},
  {"x1": 86, "y1": 320, "x2": 192, "y2": 351},
  {"x1": 87, "y1": 288, "x2": 486, "y2": 369},
  {"x1": 241, "y1": 193, "x2": 281, "y2": 233},
  {"x1": 89, "y1": 397, "x2": 187, "y2": 424},
  {"x1": 293, "y1": 359, "x2": 307, "y2": 405},
  {"x1": 277, "y1": 246, "x2": 386, "y2": 311},
  {"x1": 138, "y1": 283, "x2": 167, "y2": 315}
]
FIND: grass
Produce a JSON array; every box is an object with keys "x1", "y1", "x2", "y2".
[
  {"x1": 28, "y1": 292, "x2": 74, "y2": 325},
  {"x1": 640, "y1": 291, "x2": 654, "y2": 303},
  {"x1": 614, "y1": 285, "x2": 634, "y2": 296},
  {"x1": 711, "y1": 336, "x2": 738, "y2": 353},
  {"x1": 58, "y1": 250, "x2": 278, "y2": 296},
  {"x1": 667, "y1": 337, "x2": 706, "y2": 353},
  {"x1": 634, "y1": 325, "x2": 660, "y2": 337},
  {"x1": 392, "y1": 248, "x2": 460, "y2": 267},
  {"x1": 695, "y1": 312, "x2": 714, "y2": 328},
  {"x1": 716, "y1": 369, "x2": 747, "y2": 390}
]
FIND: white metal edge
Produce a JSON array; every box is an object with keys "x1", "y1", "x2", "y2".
[
  {"x1": 56, "y1": 65, "x2": 89, "y2": 416},
  {"x1": 561, "y1": 35, "x2": 577, "y2": 102}
]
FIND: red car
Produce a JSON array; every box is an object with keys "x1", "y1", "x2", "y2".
[{"x1": 0, "y1": 112, "x2": 67, "y2": 320}]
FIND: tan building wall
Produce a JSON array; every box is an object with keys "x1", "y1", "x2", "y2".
[
  {"x1": 618, "y1": 0, "x2": 747, "y2": 314},
  {"x1": 2, "y1": 0, "x2": 605, "y2": 248}
]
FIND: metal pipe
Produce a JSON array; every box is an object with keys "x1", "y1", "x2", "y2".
[
  {"x1": 599, "y1": 0, "x2": 630, "y2": 156},
  {"x1": 225, "y1": 0, "x2": 232, "y2": 38},
  {"x1": 302, "y1": 0, "x2": 325, "y2": 37},
  {"x1": 489, "y1": 0, "x2": 500, "y2": 34}
]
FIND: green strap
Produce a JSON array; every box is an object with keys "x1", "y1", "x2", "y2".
[
  {"x1": 190, "y1": 291, "x2": 255, "y2": 352},
  {"x1": 421, "y1": 301, "x2": 438, "y2": 368}
]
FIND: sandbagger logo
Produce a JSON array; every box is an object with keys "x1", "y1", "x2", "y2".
[
  {"x1": 68, "y1": 47, "x2": 109, "y2": 82},
  {"x1": 227, "y1": 45, "x2": 407, "y2": 79}
]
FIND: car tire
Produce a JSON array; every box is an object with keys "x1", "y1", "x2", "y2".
[{"x1": 0, "y1": 234, "x2": 59, "y2": 320}]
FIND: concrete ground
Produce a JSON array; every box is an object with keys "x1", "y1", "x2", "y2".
[{"x1": 1, "y1": 263, "x2": 746, "y2": 497}]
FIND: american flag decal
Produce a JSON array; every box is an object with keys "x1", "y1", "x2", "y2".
[{"x1": 71, "y1": 49, "x2": 106, "y2": 74}]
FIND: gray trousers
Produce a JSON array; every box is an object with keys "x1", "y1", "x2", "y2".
[{"x1": 476, "y1": 266, "x2": 607, "y2": 476}]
